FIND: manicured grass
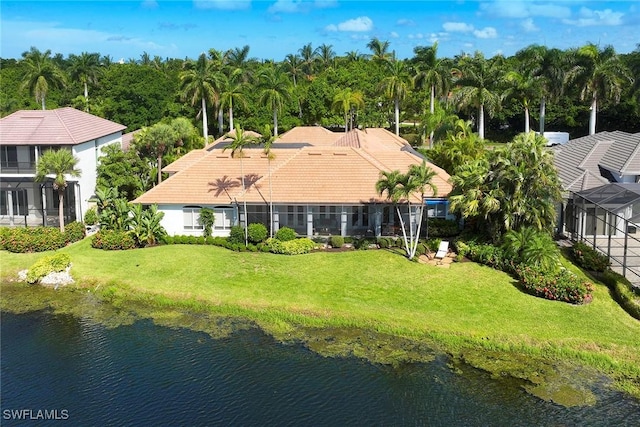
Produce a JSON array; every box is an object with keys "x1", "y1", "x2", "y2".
[{"x1": 2, "y1": 238, "x2": 640, "y2": 399}]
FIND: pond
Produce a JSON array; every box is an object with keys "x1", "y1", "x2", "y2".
[{"x1": 2, "y1": 311, "x2": 639, "y2": 426}]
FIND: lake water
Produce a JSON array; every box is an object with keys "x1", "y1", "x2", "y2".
[{"x1": 2, "y1": 310, "x2": 639, "y2": 426}]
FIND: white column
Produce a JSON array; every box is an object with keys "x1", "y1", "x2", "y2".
[
  {"x1": 273, "y1": 206, "x2": 280, "y2": 232},
  {"x1": 7, "y1": 187, "x2": 14, "y2": 226},
  {"x1": 41, "y1": 185, "x2": 48, "y2": 225},
  {"x1": 340, "y1": 206, "x2": 347, "y2": 237},
  {"x1": 306, "y1": 206, "x2": 313, "y2": 237},
  {"x1": 74, "y1": 182, "x2": 82, "y2": 223}
]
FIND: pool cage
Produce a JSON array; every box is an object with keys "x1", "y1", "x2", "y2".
[{"x1": 566, "y1": 183, "x2": 640, "y2": 286}]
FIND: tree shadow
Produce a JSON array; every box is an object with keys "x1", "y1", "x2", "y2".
[{"x1": 208, "y1": 175, "x2": 241, "y2": 201}]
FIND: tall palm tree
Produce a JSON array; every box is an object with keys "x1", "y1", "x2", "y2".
[
  {"x1": 376, "y1": 170, "x2": 411, "y2": 256},
  {"x1": 223, "y1": 125, "x2": 258, "y2": 245},
  {"x1": 35, "y1": 149, "x2": 81, "y2": 232},
  {"x1": 283, "y1": 53, "x2": 303, "y2": 87},
  {"x1": 379, "y1": 60, "x2": 413, "y2": 136},
  {"x1": 179, "y1": 53, "x2": 223, "y2": 143},
  {"x1": 452, "y1": 51, "x2": 503, "y2": 139},
  {"x1": 68, "y1": 52, "x2": 102, "y2": 111},
  {"x1": 220, "y1": 69, "x2": 249, "y2": 131},
  {"x1": 412, "y1": 42, "x2": 451, "y2": 145},
  {"x1": 315, "y1": 43, "x2": 336, "y2": 70},
  {"x1": 257, "y1": 66, "x2": 292, "y2": 137},
  {"x1": 260, "y1": 124, "x2": 276, "y2": 238},
  {"x1": 504, "y1": 65, "x2": 539, "y2": 133},
  {"x1": 367, "y1": 37, "x2": 393, "y2": 63},
  {"x1": 332, "y1": 88, "x2": 365, "y2": 131},
  {"x1": 21, "y1": 47, "x2": 66, "y2": 110},
  {"x1": 515, "y1": 45, "x2": 564, "y2": 136},
  {"x1": 565, "y1": 43, "x2": 632, "y2": 135},
  {"x1": 406, "y1": 161, "x2": 437, "y2": 258},
  {"x1": 298, "y1": 43, "x2": 316, "y2": 80},
  {"x1": 134, "y1": 123, "x2": 177, "y2": 185},
  {"x1": 226, "y1": 45, "x2": 252, "y2": 68}
]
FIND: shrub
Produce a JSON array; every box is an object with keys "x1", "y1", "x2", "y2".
[
  {"x1": 426, "y1": 238, "x2": 442, "y2": 253},
  {"x1": 572, "y1": 241, "x2": 611, "y2": 272},
  {"x1": 227, "y1": 225, "x2": 246, "y2": 245},
  {"x1": 2, "y1": 227, "x2": 66, "y2": 253},
  {"x1": 247, "y1": 223, "x2": 268, "y2": 244},
  {"x1": 354, "y1": 237, "x2": 376, "y2": 250},
  {"x1": 0, "y1": 227, "x2": 10, "y2": 250},
  {"x1": 329, "y1": 235, "x2": 344, "y2": 248},
  {"x1": 415, "y1": 242, "x2": 429, "y2": 256},
  {"x1": 26, "y1": 253, "x2": 71, "y2": 284},
  {"x1": 91, "y1": 229, "x2": 137, "y2": 250},
  {"x1": 516, "y1": 265, "x2": 594, "y2": 305},
  {"x1": 427, "y1": 218, "x2": 460, "y2": 237},
  {"x1": 600, "y1": 270, "x2": 640, "y2": 320},
  {"x1": 199, "y1": 207, "x2": 215, "y2": 237},
  {"x1": 266, "y1": 237, "x2": 315, "y2": 255},
  {"x1": 275, "y1": 227, "x2": 297, "y2": 242},
  {"x1": 344, "y1": 236, "x2": 354, "y2": 244},
  {"x1": 84, "y1": 207, "x2": 98, "y2": 226},
  {"x1": 64, "y1": 221, "x2": 86, "y2": 243},
  {"x1": 377, "y1": 237, "x2": 391, "y2": 249}
]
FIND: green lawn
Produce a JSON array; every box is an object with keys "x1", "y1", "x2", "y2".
[{"x1": 2, "y1": 239, "x2": 639, "y2": 399}]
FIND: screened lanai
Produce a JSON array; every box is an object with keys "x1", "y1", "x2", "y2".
[{"x1": 567, "y1": 183, "x2": 640, "y2": 286}]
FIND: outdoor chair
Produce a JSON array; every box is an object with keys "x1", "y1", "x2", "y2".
[{"x1": 435, "y1": 241, "x2": 449, "y2": 264}]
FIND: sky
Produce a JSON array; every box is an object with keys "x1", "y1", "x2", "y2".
[{"x1": 1, "y1": 0, "x2": 638, "y2": 62}]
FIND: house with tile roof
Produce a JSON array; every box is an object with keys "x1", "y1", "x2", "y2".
[
  {"x1": 554, "y1": 131, "x2": 640, "y2": 238},
  {"x1": 134, "y1": 126, "x2": 453, "y2": 238},
  {"x1": 0, "y1": 107, "x2": 126, "y2": 227}
]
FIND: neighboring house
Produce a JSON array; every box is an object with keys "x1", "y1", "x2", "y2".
[
  {"x1": 554, "y1": 131, "x2": 640, "y2": 237},
  {"x1": 0, "y1": 107, "x2": 126, "y2": 227},
  {"x1": 134, "y1": 126, "x2": 453, "y2": 238}
]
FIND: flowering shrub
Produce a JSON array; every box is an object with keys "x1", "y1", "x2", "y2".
[
  {"x1": 64, "y1": 221, "x2": 86, "y2": 244},
  {"x1": 91, "y1": 230, "x2": 137, "y2": 250},
  {"x1": 26, "y1": 253, "x2": 71, "y2": 284},
  {"x1": 1, "y1": 227, "x2": 66, "y2": 253},
  {"x1": 572, "y1": 241, "x2": 610, "y2": 272},
  {"x1": 266, "y1": 237, "x2": 315, "y2": 255},
  {"x1": 516, "y1": 265, "x2": 594, "y2": 304}
]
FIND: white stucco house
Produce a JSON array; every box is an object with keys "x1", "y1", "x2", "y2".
[
  {"x1": 0, "y1": 107, "x2": 126, "y2": 227},
  {"x1": 134, "y1": 126, "x2": 454, "y2": 238}
]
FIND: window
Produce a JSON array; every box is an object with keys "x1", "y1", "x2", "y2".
[
  {"x1": 1, "y1": 146, "x2": 17, "y2": 168},
  {"x1": 0, "y1": 190, "x2": 28, "y2": 216},
  {"x1": 214, "y1": 207, "x2": 234, "y2": 230},
  {"x1": 183, "y1": 206, "x2": 203, "y2": 230},
  {"x1": 426, "y1": 200, "x2": 448, "y2": 218}
]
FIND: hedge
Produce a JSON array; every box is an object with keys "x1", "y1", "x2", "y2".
[
  {"x1": 1, "y1": 227, "x2": 66, "y2": 253},
  {"x1": 91, "y1": 230, "x2": 137, "y2": 250},
  {"x1": 266, "y1": 237, "x2": 316, "y2": 255}
]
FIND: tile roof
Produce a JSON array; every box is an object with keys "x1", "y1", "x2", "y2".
[
  {"x1": 553, "y1": 131, "x2": 639, "y2": 193},
  {"x1": 0, "y1": 107, "x2": 126, "y2": 146},
  {"x1": 135, "y1": 127, "x2": 452, "y2": 206},
  {"x1": 121, "y1": 129, "x2": 141, "y2": 151}
]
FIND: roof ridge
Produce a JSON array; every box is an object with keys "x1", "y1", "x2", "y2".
[
  {"x1": 55, "y1": 108, "x2": 79, "y2": 144},
  {"x1": 620, "y1": 134, "x2": 640, "y2": 173},
  {"x1": 577, "y1": 139, "x2": 610, "y2": 170}
]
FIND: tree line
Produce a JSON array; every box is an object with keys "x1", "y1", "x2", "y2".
[{"x1": 2, "y1": 40, "x2": 639, "y2": 142}]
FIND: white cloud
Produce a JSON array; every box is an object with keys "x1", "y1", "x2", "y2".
[
  {"x1": 193, "y1": 0, "x2": 251, "y2": 10},
  {"x1": 443, "y1": 22, "x2": 474, "y2": 33},
  {"x1": 390, "y1": 31, "x2": 399, "y2": 38},
  {"x1": 479, "y1": 0, "x2": 570, "y2": 19},
  {"x1": 268, "y1": 0, "x2": 305, "y2": 13},
  {"x1": 396, "y1": 18, "x2": 415, "y2": 27},
  {"x1": 408, "y1": 33, "x2": 424, "y2": 40},
  {"x1": 520, "y1": 18, "x2": 538, "y2": 32},
  {"x1": 563, "y1": 7, "x2": 624, "y2": 27},
  {"x1": 325, "y1": 16, "x2": 373, "y2": 32},
  {"x1": 473, "y1": 27, "x2": 497, "y2": 39}
]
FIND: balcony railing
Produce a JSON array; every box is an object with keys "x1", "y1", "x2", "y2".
[{"x1": 0, "y1": 161, "x2": 37, "y2": 174}]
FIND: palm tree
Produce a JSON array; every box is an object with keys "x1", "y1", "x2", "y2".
[
  {"x1": 515, "y1": 45, "x2": 564, "y2": 136},
  {"x1": 367, "y1": 38, "x2": 393, "y2": 62},
  {"x1": 223, "y1": 125, "x2": 258, "y2": 245},
  {"x1": 283, "y1": 53, "x2": 303, "y2": 87},
  {"x1": 344, "y1": 50, "x2": 364, "y2": 63},
  {"x1": 68, "y1": 52, "x2": 102, "y2": 111},
  {"x1": 134, "y1": 123, "x2": 177, "y2": 185},
  {"x1": 298, "y1": 43, "x2": 316, "y2": 80},
  {"x1": 376, "y1": 170, "x2": 411, "y2": 256},
  {"x1": 180, "y1": 53, "x2": 223, "y2": 143},
  {"x1": 315, "y1": 43, "x2": 336, "y2": 70},
  {"x1": 35, "y1": 149, "x2": 81, "y2": 232},
  {"x1": 452, "y1": 51, "x2": 503, "y2": 139},
  {"x1": 220, "y1": 69, "x2": 249, "y2": 131},
  {"x1": 260, "y1": 124, "x2": 277, "y2": 238},
  {"x1": 406, "y1": 161, "x2": 437, "y2": 258},
  {"x1": 565, "y1": 43, "x2": 632, "y2": 135},
  {"x1": 332, "y1": 88, "x2": 365, "y2": 131},
  {"x1": 412, "y1": 42, "x2": 451, "y2": 146},
  {"x1": 379, "y1": 60, "x2": 413, "y2": 136},
  {"x1": 257, "y1": 66, "x2": 292, "y2": 137},
  {"x1": 21, "y1": 47, "x2": 66, "y2": 110},
  {"x1": 226, "y1": 45, "x2": 252, "y2": 68},
  {"x1": 504, "y1": 66, "x2": 539, "y2": 133}
]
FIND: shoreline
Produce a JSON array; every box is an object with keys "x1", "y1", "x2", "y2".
[{"x1": 1, "y1": 278, "x2": 638, "y2": 406}]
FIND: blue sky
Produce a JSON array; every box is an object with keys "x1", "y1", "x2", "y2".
[{"x1": 1, "y1": 1, "x2": 638, "y2": 61}]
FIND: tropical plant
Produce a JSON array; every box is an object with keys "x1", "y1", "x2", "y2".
[
  {"x1": 68, "y1": 51, "x2": 102, "y2": 111},
  {"x1": 367, "y1": 38, "x2": 393, "y2": 62},
  {"x1": 180, "y1": 53, "x2": 223, "y2": 142},
  {"x1": 565, "y1": 43, "x2": 633, "y2": 135},
  {"x1": 379, "y1": 60, "x2": 413, "y2": 135},
  {"x1": 332, "y1": 88, "x2": 365, "y2": 131},
  {"x1": 502, "y1": 227, "x2": 559, "y2": 272},
  {"x1": 21, "y1": 47, "x2": 67, "y2": 110},
  {"x1": 257, "y1": 66, "x2": 292, "y2": 136},
  {"x1": 223, "y1": 125, "x2": 258, "y2": 245},
  {"x1": 134, "y1": 122, "x2": 177, "y2": 185},
  {"x1": 451, "y1": 52, "x2": 504, "y2": 139},
  {"x1": 220, "y1": 69, "x2": 249, "y2": 132},
  {"x1": 199, "y1": 207, "x2": 215, "y2": 238},
  {"x1": 129, "y1": 203, "x2": 166, "y2": 247},
  {"x1": 35, "y1": 149, "x2": 81, "y2": 232}
]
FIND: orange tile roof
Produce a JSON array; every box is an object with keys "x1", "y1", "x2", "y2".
[
  {"x1": 163, "y1": 149, "x2": 207, "y2": 173},
  {"x1": 275, "y1": 126, "x2": 339, "y2": 146},
  {"x1": 134, "y1": 127, "x2": 452, "y2": 206},
  {"x1": 0, "y1": 107, "x2": 126, "y2": 146}
]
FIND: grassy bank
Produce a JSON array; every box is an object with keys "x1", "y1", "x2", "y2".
[{"x1": 2, "y1": 239, "x2": 640, "y2": 403}]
